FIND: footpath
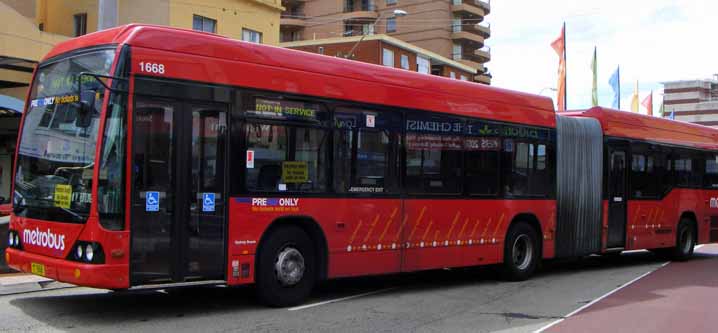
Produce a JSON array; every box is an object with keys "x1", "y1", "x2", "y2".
[
  {"x1": 544, "y1": 244, "x2": 718, "y2": 333},
  {"x1": 0, "y1": 273, "x2": 74, "y2": 296}
]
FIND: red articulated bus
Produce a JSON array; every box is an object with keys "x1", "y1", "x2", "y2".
[{"x1": 6, "y1": 25, "x2": 718, "y2": 306}]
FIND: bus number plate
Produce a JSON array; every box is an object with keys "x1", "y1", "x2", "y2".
[{"x1": 31, "y1": 262, "x2": 46, "y2": 276}]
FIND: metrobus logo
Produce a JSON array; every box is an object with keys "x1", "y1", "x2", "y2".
[
  {"x1": 711, "y1": 198, "x2": 718, "y2": 209},
  {"x1": 23, "y1": 228, "x2": 66, "y2": 251}
]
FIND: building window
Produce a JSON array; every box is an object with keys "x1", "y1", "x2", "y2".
[
  {"x1": 460, "y1": 75, "x2": 468, "y2": 81},
  {"x1": 74, "y1": 13, "x2": 87, "y2": 36},
  {"x1": 382, "y1": 48, "x2": 394, "y2": 67},
  {"x1": 400, "y1": 54, "x2": 410, "y2": 70},
  {"x1": 386, "y1": 0, "x2": 397, "y2": 5},
  {"x1": 417, "y1": 56, "x2": 430, "y2": 74},
  {"x1": 318, "y1": 47, "x2": 325, "y2": 55},
  {"x1": 452, "y1": 17, "x2": 462, "y2": 33},
  {"x1": 386, "y1": 17, "x2": 396, "y2": 33},
  {"x1": 193, "y1": 15, "x2": 217, "y2": 33},
  {"x1": 242, "y1": 29, "x2": 262, "y2": 43},
  {"x1": 450, "y1": 72, "x2": 456, "y2": 79},
  {"x1": 362, "y1": 23, "x2": 375, "y2": 35},
  {"x1": 452, "y1": 43, "x2": 462, "y2": 60}
]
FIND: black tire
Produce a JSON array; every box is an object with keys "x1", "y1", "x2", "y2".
[
  {"x1": 255, "y1": 226, "x2": 315, "y2": 307},
  {"x1": 671, "y1": 219, "x2": 696, "y2": 261},
  {"x1": 500, "y1": 222, "x2": 540, "y2": 281}
]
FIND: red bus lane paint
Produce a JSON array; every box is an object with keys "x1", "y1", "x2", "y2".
[
  {"x1": 542, "y1": 244, "x2": 716, "y2": 333},
  {"x1": 534, "y1": 261, "x2": 671, "y2": 333},
  {"x1": 7, "y1": 24, "x2": 718, "y2": 306}
]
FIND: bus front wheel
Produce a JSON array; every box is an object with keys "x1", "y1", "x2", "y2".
[
  {"x1": 501, "y1": 222, "x2": 540, "y2": 281},
  {"x1": 256, "y1": 226, "x2": 315, "y2": 307}
]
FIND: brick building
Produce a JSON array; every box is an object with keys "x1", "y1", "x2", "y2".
[{"x1": 279, "y1": 0, "x2": 491, "y2": 84}]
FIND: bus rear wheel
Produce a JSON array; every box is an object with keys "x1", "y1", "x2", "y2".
[
  {"x1": 671, "y1": 219, "x2": 695, "y2": 261},
  {"x1": 256, "y1": 226, "x2": 315, "y2": 307},
  {"x1": 501, "y1": 222, "x2": 540, "y2": 281}
]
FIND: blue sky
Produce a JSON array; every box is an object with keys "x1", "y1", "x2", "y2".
[{"x1": 488, "y1": 0, "x2": 716, "y2": 114}]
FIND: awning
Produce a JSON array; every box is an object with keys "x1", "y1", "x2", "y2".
[{"x1": 0, "y1": 94, "x2": 24, "y2": 116}]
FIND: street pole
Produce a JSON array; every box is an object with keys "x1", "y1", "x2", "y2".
[{"x1": 346, "y1": 9, "x2": 407, "y2": 59}]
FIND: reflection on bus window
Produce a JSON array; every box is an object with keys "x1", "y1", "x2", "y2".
[{"x1": 245, "y1": 123, "x2": 328, "y2": 192}]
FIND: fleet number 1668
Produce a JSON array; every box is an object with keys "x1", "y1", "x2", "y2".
[{"x1": 139, "y1": 62, "x2": 165, "y2": 74}]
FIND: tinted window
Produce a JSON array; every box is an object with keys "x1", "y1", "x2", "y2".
[
  {"x1": 705, "y1": 154, "x2": 718, "y2": 188},
  {"x1": 405, "y1": 114, "x2": 463, "y2": 194},
  {"x1": 670, "y1": 149, "x2": 702, "y2": 188},
  {"x1": 245, "y1": 123, "x2": 328, "y2": 192},
  {"x1": 503, "y1": 140, "x2": 550, "y2": 196},
  {"x1": 464, "y1": 132, "x2": 500, "y2": 195},
  {"x1": 630, "y1": 145, "x2": 665, "y2": 198},
  {"x1": 334, "y1": 108, "x2": 400, "y2": 194}
]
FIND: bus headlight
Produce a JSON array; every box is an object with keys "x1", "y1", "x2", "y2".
[
  {"x1": 7, "y1": 230, "x2": 22, "y2": 249},
  {"x1": 85, "y1": 244, "x2": 94, "y2": 262},
  {"x1": 67, "y1": 241, "x2": 104, "y2": 264}
]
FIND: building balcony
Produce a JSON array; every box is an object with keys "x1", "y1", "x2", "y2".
[
  {"x1": 451, "y1": 0, "x2": 486, "y2": 18},
  {"x1": 477, "y1": 0, "x2": 490, "y2": 14},
  {"x1": 451, "y1": 31, "x2": 485, "y2": 46},
  {"x1": 476, "y1": 73, "x2": 491, "y2": 84},
  {"x1": 341, "y1": 11, "x2": 378, "y2": 21},
  {"x1": 344, "y1": 1, "x2": 376, "y2": 12},
  {"x1": 457, "y1": 59, "x2": 484, "y2": 73},
  {"x1": 474, "y1": 46, "x2": 490, "y2": 62},
  {"x1": 281, "y1": 16, "x2": 307, "y2": 28}
]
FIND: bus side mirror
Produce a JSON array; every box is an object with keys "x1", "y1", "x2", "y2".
[{"x1": 75, "y1": 90, "x2": 97, "y2": 128}]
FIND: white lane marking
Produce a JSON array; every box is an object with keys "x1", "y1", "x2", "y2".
[
  {"x1": 534, "y1": 261, "x2": 671, "y2": 333},
  {"x1": 695, "y1": 244, "x2": 705, "y2": 250},
  {"x1": 288, "y1": 287, "x2": 398, "y2": 311}
]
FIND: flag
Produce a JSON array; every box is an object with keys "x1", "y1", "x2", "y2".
[
  {"x1": 641, "y1": 91, "x2": 653, "y2": 116},
  {"x1": 551, "y1": 23, "x2": 567, "y2": 111},
  {"x1": 670, "y1": 110, "x2": 675, "y2": 120},
  {"x1": 609, "y1": 67, "x2": 620, "y2": 109},
  {"x1": 631, "y1": 81, "x2": 639, "y2": 112},
  {"x1": 659, "y1": 102, "x2": 665, "y2": 117},
  {"x1": 591, "y1": 46, "x2": 598, "y2": 106}
]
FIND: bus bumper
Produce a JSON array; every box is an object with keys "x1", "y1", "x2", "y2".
[{"x1": 5, "y1": 248, "x2": 129, "y2": 289}]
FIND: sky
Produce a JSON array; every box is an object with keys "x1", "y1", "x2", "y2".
[{"x1": 488, "y1": 0, "x2": 717, "y2": 114}]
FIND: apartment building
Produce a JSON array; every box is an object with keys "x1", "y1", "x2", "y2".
[
  {"x1": 663, "y1": 76, "x2": 718, "y2": 127},
  {"x1": 283, "y1": 34, "x2": 476, "y2": 80},
  {"x1": 280, "y1": 0, "x2": 491, "y2": 84}
]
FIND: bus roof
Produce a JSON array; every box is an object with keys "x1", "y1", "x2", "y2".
[
  {"x1": 565, "y1": 107, "x2": 718, "y2": 150},
  {"x1": 44, "y1": 24, "x2": 557, "y2": 128}
]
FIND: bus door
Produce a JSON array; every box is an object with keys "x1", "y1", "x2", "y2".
[
  {"x1": 130, "y1": 96, "x2": 228, "y2": 285},
  {"x1": 606, "y1": 141, "x2": 629, "y2": 248}
]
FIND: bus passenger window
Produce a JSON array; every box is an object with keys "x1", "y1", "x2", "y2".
[
  {"x1": 405, "y1": 115, "x2": 462, "y2": 194},
  {"x1": 705, "y1": 154, "x2": 718, "y2": 188},
  {"x1": 245, "y1": 123, "x2": 328, "y2": 192},
  {"x1": 334, "y1": 110, "x2": 399, "y2": 194},
  {"x1": 464, "y1": 137, "x2": 500, "y2": 195}
]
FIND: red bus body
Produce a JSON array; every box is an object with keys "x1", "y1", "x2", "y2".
[{"x1": 6, "y1": 25, "x2": 718, "y2": 298}]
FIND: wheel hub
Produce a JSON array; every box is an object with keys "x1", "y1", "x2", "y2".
[
  {"x1": 275, "y1": 247, "x2": 305, "y2": 286},
  {"x1": 513, "y1": 234, "x2": 533, "y2": 270}
]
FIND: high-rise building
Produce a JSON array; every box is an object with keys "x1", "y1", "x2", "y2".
[
  {"x1": 663, "y1": 76, "x2": 718, "y2": 127},
  {"x1": 280, "y1": 0, "x2": 491, "y2": 84}
]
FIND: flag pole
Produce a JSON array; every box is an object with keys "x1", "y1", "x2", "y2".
[
  {"x1": 617, "y1": 66, "x2": 620, "y2": 110},
  {"x1": 563, "y1": 22, "x2": 567, "y2": 110}
]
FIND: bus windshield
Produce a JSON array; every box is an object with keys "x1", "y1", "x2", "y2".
[{"x1": 14, "y1": 49, "x2": 115, "y2": 223}]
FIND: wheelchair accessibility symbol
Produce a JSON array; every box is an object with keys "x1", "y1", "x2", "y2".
[
  {"x1": 146, "y1": 191, "x2": 159, "y2": 212},
  {"x1": 202, "y1": 193, "x2": 215, "y2": 212}
]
